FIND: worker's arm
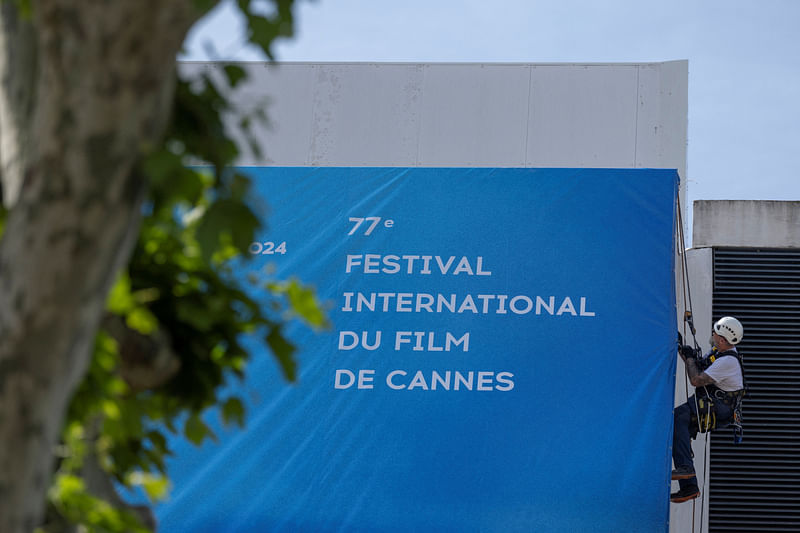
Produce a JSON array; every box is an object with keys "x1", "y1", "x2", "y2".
[{"x1": 684, "y1": 358, "x2": 716, "y2": 387}]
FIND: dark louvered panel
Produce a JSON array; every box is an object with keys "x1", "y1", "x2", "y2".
[{"x1": 709, "y1": 248, "x2": 800, "y2": 532}]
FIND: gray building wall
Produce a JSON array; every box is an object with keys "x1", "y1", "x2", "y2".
[{"x1": 693, "y1": 200, "x2": 800, "y2": 248}]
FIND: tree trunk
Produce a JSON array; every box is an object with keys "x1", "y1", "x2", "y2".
[
  {"x1": 0, "y1": 2, "x2": 37, "y2": 208},
  {"x1": 0, "y1": 1, "x2": 201, "y2": 531}
]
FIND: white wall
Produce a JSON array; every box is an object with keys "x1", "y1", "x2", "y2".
[
  {"x1": 181, "y1": 61, "x2": 687, "y2": 179},
  {"x1": 672, "y1": 247, "x2": 714, "y2": 532}
]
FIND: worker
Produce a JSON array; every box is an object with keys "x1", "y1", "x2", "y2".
[{"x1": 671, "y1": 316, "x2": 746, "y2": 503}]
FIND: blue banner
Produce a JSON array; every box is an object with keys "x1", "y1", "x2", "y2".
[{"x1": 157, "y1": 168, "x2": 678, "y2": 532}]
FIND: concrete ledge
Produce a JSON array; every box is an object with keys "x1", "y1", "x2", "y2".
[{"x1": 692, "y1": 200, "x2": 800, "y2": 248}]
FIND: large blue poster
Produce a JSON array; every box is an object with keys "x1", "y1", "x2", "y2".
[{"x1": 157, "y1": 168, "x2": 678, "y2": 532}]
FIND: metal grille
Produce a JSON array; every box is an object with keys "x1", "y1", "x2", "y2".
[{"x1": 709, "y1": 248, "x2": 800, "y2": 532}]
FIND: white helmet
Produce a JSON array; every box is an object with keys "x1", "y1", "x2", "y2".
[{"x1": 714, "y1": 316, "x2": 743, "y2": 345}]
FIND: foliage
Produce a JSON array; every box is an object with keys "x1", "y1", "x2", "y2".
[
  {"x1": 16, "y1": 0, "x2": 329, "y2": 531},
  {"x1": 46, "y1": 474, "x2": 150, "y2": 533}
]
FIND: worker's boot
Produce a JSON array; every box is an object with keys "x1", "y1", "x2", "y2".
[
  {"x1": 670, "y1": 486, "x2": 700, "y2": 503},
  {"x1": 671, "y1": 465, "x2": 696, "y2": 480}
]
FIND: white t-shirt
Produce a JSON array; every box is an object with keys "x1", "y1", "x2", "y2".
[{"x1": 703, "y1": 351, "x2": 744, "y2": 391}]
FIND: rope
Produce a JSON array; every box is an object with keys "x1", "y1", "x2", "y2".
[
  {"x1": 675, "y1": 200, "x2": 701, "y2": 350},
  {"x1": 700, "y1": 429, "x2": 711, "y2": 532},
  {"x1": 675, "y1": 198, "x2": 707, "y2": 533}
]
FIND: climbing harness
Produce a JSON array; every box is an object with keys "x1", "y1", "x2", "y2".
[{"x1": 695, "y1": 349, "x2": 747, "y2": 442}]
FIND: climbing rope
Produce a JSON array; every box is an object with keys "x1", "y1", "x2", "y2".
[{"x1": 674, "y1": 198, "x2": 709, "y2": 533}]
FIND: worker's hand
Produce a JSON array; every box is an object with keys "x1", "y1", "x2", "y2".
[{"x1": 679, "y1": 344, "x2": 697, "y2": 360}]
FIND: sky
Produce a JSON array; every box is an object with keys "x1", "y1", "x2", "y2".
[{"x1": 182, "y1": 0, "x2": 800, "y2": 222}]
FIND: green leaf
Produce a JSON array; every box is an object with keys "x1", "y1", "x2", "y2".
[
  {"x1": 147, "y1": 430, "x2": 169, "y2": 455},
  {"x1": 107, "y1": 274, "x2": 135, "y2": 315},
  {"x1": 142, "y1": 147, "x2": 183, "y2": 184},
  {"x1": 101, "y1": 400, "x2": 122, "y2": 421},
  {"x1": 286, "y1": 280, "x2": 330, "y2": 329},
  {"x1": 54, "y1": 473, "x2": 85, "y2": 496},
  {"x1": 195, "y1": 198, "x2": 260, "y2": 261},
  {"x1": 143, "y1": 475, "x2": 170, "y2": 501},
  {"x1": 266, "y1": 326, "x2": 297, "y2": 382},
  {"x1": 95, "y1": 331, "x2": 120, "y2": 368},
  {"x1": 238, "y1": 0, "x2": 296, "y2": 59},
  {"x1": 184, "y1": 413, "x2": 216, "y2": 445},
  {"x1": 143, "y1": 149, "x2": 206, "y2": 211},
  {"x1": 239, "y1": 115, "x2": 265, "y2": 161},
  {"x1": 221, "y1": 397, "x2": 245, "y2": 427},
  {"x1": 127, "y1": 472, "x2": 171, "y2": 502},
  {"x1": 223, "y1": 64, "x2": 247, "y2": 88},
  {"x1": 49, "y1": 473, "x2": 151, "y2": 532},
  {"x1": 192, "y1": 0, "x2": 219, "y2": 15},
  {"x1": 229, "y1": 173, "x2": 252, "y2": 201},
  {"x1": 125, "y1": 306, "x2": 159, "y2": 335},
  {"x1": 175, "y1": 299, "x2": 216, "y2": 331}
]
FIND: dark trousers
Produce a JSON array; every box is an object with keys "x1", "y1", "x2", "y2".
[{"x1": 672, "y1": 395, "x2": 732, "y2": 491}]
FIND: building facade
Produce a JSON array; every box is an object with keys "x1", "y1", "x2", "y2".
[{"x1": 683, "y1": 200, "x2": 800, "y2": 532}]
